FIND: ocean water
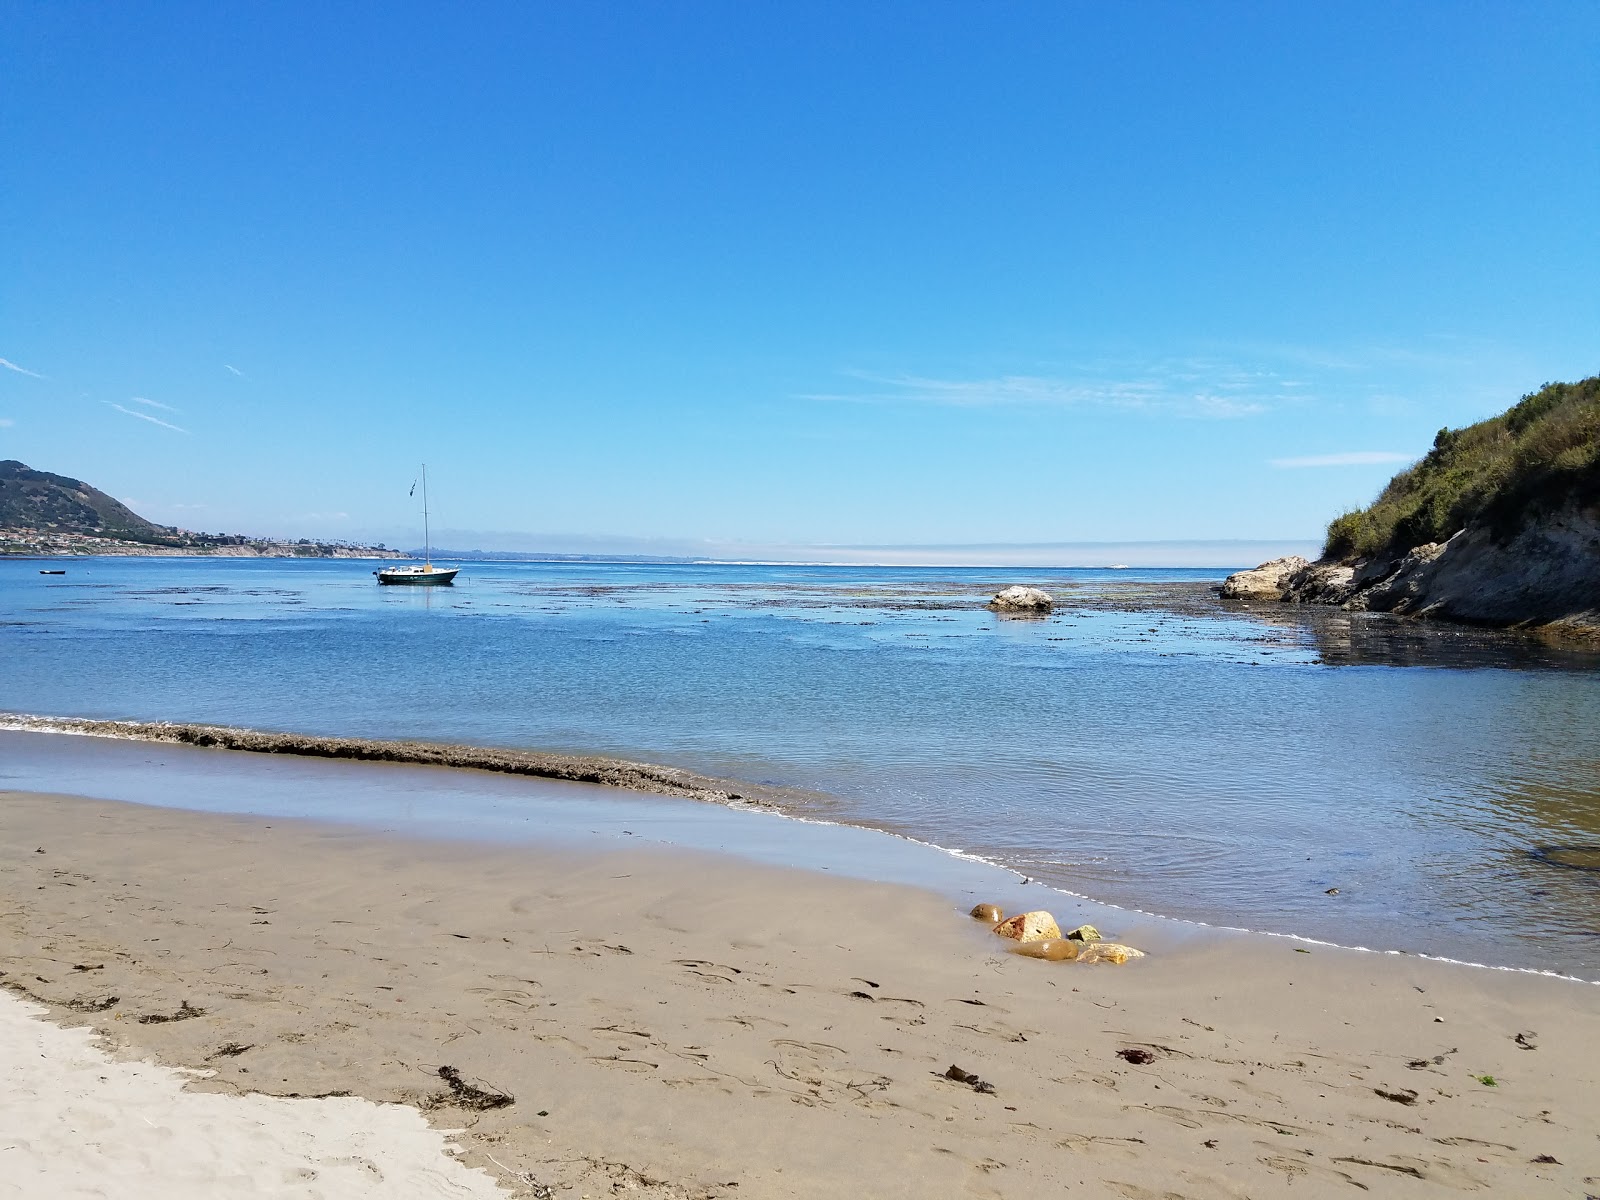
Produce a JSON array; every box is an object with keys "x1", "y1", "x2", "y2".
[{"x1": 3, "y1": 556, "x2": 1599, "y2": 977}]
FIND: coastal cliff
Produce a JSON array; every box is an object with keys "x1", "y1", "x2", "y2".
[{"x1": 1223, "y1": 376, "x2": 1600, "y2": 637}]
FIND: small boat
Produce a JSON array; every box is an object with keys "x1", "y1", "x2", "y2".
[
  {"x1": 376, "y1": 464, "x2": 459, "y2": 586},
  {"x1": 39, "y1": 569, "x2": 66, "y2": 575},
  {"x1": 375, "y1": 562, "x2": 459, "y2": 585}
]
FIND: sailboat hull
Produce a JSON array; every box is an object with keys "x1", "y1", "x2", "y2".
[{"x1": 376, "y1": 567, "x2": 459, "y2": 585}]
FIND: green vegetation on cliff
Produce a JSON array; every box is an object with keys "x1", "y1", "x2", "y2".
[{"x1": 1324, "y1": 376, "x2": 1600, "y2": 560}]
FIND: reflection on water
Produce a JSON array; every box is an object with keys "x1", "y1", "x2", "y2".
[{"x1": 3, "y1": 556, "x2": 1598, "y2": 976}]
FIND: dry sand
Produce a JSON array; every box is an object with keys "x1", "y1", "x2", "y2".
[
  {"x1": 3, "y1": 789, "x2": 1597, "y2": 1198},
  {"x1": 0, "y1": 989, "x2": 505, "y2": 1198}
]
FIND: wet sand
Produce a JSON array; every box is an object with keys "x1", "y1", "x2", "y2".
[
  {"x1": 3, "y1": 788, "x2": 1597, "y2": 1198},
  {"x1": 0, "y1": 714, "x2": 791, "y2": 807}
]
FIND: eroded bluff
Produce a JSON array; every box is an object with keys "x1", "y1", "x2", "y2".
[{"x1": 1221, "y1": 500, "x2": 1600, "y2": 637}]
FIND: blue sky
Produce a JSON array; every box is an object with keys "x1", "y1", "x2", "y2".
[{"x1": 2, "y1": 2, "x2": 1596, "y2": 562}]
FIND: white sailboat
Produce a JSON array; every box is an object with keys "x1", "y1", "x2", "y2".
[{"x1": 376, "y1": 464, "x2": 459, "y2": 585}]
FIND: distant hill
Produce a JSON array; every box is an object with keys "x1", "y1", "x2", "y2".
[
  {"x1": 0, "y1": 459, "x2": 174, "y2": 543},
  {"x1": 0, "y1": 460, "x2": 391, "y2": 558}
]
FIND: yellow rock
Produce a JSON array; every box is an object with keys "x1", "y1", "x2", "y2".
[
  {"x1": 1064, "y1": 924, "x2": 1102, "y2": 942},
  {"x1": 969, "y1": 903, "x2": 1004, "y2": 923},
  {"x1": 1078, "y1": 942, "x2": 1146, "y2": 965},
  {"x1": 992, "y1": 911, "x2": 1061, "y2": 943},
  {"x1": 1010, "y1": 938, "x2": 1081, "y2": 961}
]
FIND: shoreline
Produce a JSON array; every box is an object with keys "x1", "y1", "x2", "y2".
[
  {"x1": 6, "y1": 715, "x2": 1599, "y2": 988},
  {"x1": 4, "y1": 787, "x2": 1597, "y2": 1198},
  {"x1": 0, "y1": 712, "x2": 798, "y2": 807}
]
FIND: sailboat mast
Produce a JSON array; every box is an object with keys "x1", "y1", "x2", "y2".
[{"x1": 422, "y1": 463, "x2": 431, "y2": 569}]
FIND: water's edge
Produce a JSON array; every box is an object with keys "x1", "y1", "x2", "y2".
[
  {"x1": 0, "y1": 712, "x2": 801, "y2": 808},
  {"x1": 5, "y1": 712, "x2": 1594, "y2": 988}
]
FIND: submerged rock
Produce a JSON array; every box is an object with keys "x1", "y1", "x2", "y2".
[
  {"x1": 993, "y1": 911, "x2": 1062, "y2": 943},
  {"x1": 1064, "y1": 924, "x2": 1102, "y2": 942},
  {"x1": 987, "y1": 585, "x2": 1054, "y2": 613},
  {"x1": 969, "y1": 903, "x2": 1004, "y2": 923},
  {"x1": 1219, "y1": 556, "x2": 1309, "y2": 601}
]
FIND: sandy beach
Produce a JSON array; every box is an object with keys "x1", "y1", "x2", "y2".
[{"x1": 3, "y1": 787, "x2": 1597, "y2": 1199}]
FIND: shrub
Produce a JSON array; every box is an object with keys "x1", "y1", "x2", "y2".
[{"x1": 1322, "y1": 376, "x2": 1600, "y2": 560}]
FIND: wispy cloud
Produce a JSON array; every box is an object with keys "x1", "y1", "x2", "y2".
[
  {"x1": 224, "y1": 364, "x2": 244, "y2": 377},
  {"x1": 0, "y1": 357, "x2": 43, "y2": 379},
  {"x1": 131, "y1": 395, "x2": 180, "y2": 412},
  {"x1": 0, "y1": 417, "x2": 14, "y2": 428},
  {"x1": 802, "y1": 366, "x2": 1276, "y2": 419},
  {"x1": 1270, "y1": 451, "x2": 1415, "y2": 469},
  {"x1": 108, "y1": 402, "x2": 189, "y2": 434}
]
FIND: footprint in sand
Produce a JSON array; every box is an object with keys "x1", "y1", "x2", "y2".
[
  {"x1": 588, "y1": 1054, "x2": 658, "y2": 1073},
  {"x1": 767, "y1": 1040, "x2": 891, "y2": 1107},
  {"x1": 1133, "y1": 1104, "x2": 1311, "y2": 1138},
  {"x1": 672, "y1": 959, "x2": 743, "y2": 985}
]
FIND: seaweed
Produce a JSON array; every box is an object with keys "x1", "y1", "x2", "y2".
[
  {"x1": 138, "y1": 999, "x2": 207, "y2": 1024},
  {"x1": 429, "y1": 1064, "x2": 515, "y2": 1111}
]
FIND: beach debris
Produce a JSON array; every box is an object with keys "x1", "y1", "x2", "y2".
[
  {"x1": 969, "y1": 903, "x2": 1004, "y2": 923},
  {"x1": 1077, "y1": 942, "x2": 1146, "y2": 965},
  {"x1": 1117, "y1": 1048, "x2": 1157, "y2": 1065},
  {"x1": 1010, "y1": 938, "x2": 1081, "y2": 962},
  {"x1": 1530, "y1": 1154, "x2": 1560, "y2": 1164},
  {"x1": 1475, "y1": 1074, "x2": 1498, "y2": 1087},
  {"x1": 1406, "y1": 1047, "x2": 1458, "y2": 1070},
  {"x1": 1515, "y1": 1031, "x2": 1537, "y2": 1050},
  {"x1": 986, "y1": 585, "x2": 1054, "y2": 614},
  {"x1": 430, "y1": 1065, "x2": 515, "y2": 1111},
  {"x1": 1374, "y1": 1087, "x2": 1419, "y2": 1106},
  {"x1": 942, "y1": 1064, "x2": 997, "y2": 1094},
  {"x1": 993, "y1": 911, "x2": 1061, "y2": 943},
  {"x1": 138, "y1": 1000, "x2": 207, "y2": 1024},
  {"x1": 19, "y1": 988, "x2": 121, "y2": 1014},
  {"x1": 1064, "y1": 924, "x2": 1102, "y2": 942},
  {"x1": 206, "y1": 1041, "x2": 254, "y2": 1060}
]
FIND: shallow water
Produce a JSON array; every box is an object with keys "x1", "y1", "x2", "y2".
[{"x1": 3, "y1": 556, "x2": 1598, "y2": 976}]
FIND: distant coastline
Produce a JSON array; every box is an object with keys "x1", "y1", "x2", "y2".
[
  {"x1": 0, "y1": 459, "x2": 397, "y2": 559},
  {"x1": 1, "y1": 531, "x2": 396, "y2": 559}
]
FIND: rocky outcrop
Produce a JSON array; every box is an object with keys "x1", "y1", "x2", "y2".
[
  {"x1": 1280, "y1": 560, "x2": 1361, "y2": 606},
  {"x1": 1222, "y1": 499, "x2": 1600, "y2": 636},
  {"x1": 1218, "y1": 556, "x2": 1309, "y2": 600},
  {"x1": 987, "y1": 585, "x2": 1054, "y2": 613}
]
